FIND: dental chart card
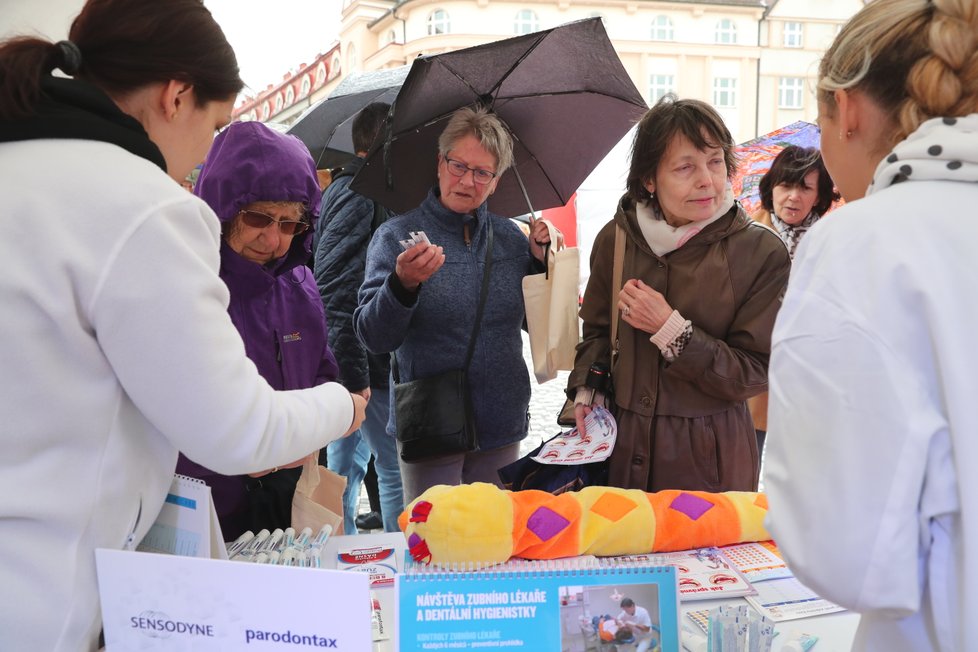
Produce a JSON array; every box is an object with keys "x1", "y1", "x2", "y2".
[{"x1": 398, "y1": 559, "x2": 679, "y2": 651}]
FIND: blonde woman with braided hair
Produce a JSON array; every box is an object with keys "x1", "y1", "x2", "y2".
[{"x1": 765, "y1": 1, "x2": 978, "y2": 650}]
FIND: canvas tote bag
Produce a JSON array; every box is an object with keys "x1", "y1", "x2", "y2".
[{"x1": 522, "y1": 219, "x2": 580, "y2": 384}]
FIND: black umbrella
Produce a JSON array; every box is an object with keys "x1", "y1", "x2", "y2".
[
  {"x1": 286, "y1": 66, "x2": 410, "y2": 169},
  {"x1": 351, "y1": 17, "x2": 648, "y2": 218}
]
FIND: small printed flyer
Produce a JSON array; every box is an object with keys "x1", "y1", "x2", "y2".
[
  {"x1": 531, "y1": 405, "x2": 617, "y2": 466},
  {"x1": 398, "y1": 562, "x2": 679, "y2": 651},
  {"x1": 336, "y1": 544, "x2": 398, "y2": 588}
]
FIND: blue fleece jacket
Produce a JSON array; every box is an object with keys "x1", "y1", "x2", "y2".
[{"x1": 354, "y1": 189, "x2": 536, "y2": 450}]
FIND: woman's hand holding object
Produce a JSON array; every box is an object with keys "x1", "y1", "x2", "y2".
[
  {"x1": 395, "y1": 242, "x2": 445, "y2": 291},
  {"x1": 528, "y1": 218, "x2": 557, "y2": 262}
]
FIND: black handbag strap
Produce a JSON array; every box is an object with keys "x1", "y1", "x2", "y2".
[{"x1": 392, "y1": 217, "x2": 494, "y2": 384}]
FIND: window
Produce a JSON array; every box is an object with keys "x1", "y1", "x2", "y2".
[
  {"x1": 778, "y1": 77, "x2": 804, "y2": 109},
  {"x1": 783, "y1": 22, "x2": 803, "y2": 47},
  {"x1": 651, "y1": 15, "x2": 674, "y2": 41},
  {"x1": 347, "y1": 44, "x2": 357, "y2": 73},
  {"x1": 427, "y1": 9, "x2": 450, "y2": 35},
  {"x1": 713, "y1": 77, "x2": 737, "y2": 108},
  {"x1": 714, "y1": 18, "x2": 737, "y2": 44},
  {"x1": 331, "y1": 55, "x2": 341, "y2": 77},
  {"x1": 514, "y1": 9, "x2": 539, "y2": 35},
  {"x1": 316, "y1": 62, "x2": 327, "y2": 86},
  {"x1": 274, "y1": 93, "x2": 284, "y2": 113},
  {"x1": 386, "y1": 29, "x2": 397, "y2": 45},
  {"x1": 648, "y1": 74, "x2": 675, "y2": 104}
]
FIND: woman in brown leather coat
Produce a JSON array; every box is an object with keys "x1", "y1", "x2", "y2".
[{"x1": 568, "y1": 96, "x2": 791, "y2": 492}]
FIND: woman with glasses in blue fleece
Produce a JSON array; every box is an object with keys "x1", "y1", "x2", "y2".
[
  {"x1": 177, "y1": 120, "x2": 346, "y2": 539},
  {"x1": 355, "y1": 106, "x2": 551, "y2": 503}
]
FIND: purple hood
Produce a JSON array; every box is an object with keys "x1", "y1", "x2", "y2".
[{"x1": 195, "y1": 121, "x2": 321, "y2": 266}]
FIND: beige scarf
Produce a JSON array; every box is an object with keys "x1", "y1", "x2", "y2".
[{"x1": 636, "y1": 184, "x2": 734, "y2": 256}]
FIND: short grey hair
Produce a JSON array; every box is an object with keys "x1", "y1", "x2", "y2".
[{"x1": 437, "y1": 106, "x2": 514, "y2": 176}]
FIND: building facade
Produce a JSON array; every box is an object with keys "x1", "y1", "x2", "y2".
[{"x1": 236, "y1": 0, "x2": 865, "y2": 144}]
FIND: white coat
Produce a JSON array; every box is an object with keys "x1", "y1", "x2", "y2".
[
  {"x1": 0, "y1": 140, "x2": 354, "y2": 651},
  {"x1": 765, "y1": 115, "x2": 978, "y2": 652}
]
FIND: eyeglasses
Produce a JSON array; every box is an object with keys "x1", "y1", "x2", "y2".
[
  {"x1": 444, "y1": 157, "x2": 497, "y2": 185},
  {"x1": 237, "y1": 209, "x2": 310, "y2": 236}
]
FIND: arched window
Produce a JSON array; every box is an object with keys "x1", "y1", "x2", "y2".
[
  {"x1": 261, "y1": 102, "x2": 270, "y2": 120},
  {"x1": 331, "y1": 55, "x2": 341, "y2": 77},
  {"x1": 651, "y1": 15, "x2": 674, "y2": 41},
  {"x1": 316, "y1": 62, "x2": 327, "y2": 86},
  {"x1": 285, "y1": 86, "x2": 295, "y2": 105},
  {"x1": 274, "y1": 93, "x2": 284, "y2": 114},
  {"x1": 300, "y1": 76, "x2": 311, "y2": 97},
  {"x1": 427, "y1": 9, "x2": 450, "y2": 35},
  {"x1": 347, "y1": 44, "x2": 358, "y2": 73},
  {"x1": 714, "y1": 18, "x2": 737, "y2": 44},
  {"x1": 514, "y1": 9, "x2": 539, "y2": 35},
  {"x1": 386, "y1": 29, "x2": 398, "y2": 45}
]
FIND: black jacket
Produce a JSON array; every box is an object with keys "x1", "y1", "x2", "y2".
[{"x1": 314, "y1": 158, "x2": 391, "y2": 390}]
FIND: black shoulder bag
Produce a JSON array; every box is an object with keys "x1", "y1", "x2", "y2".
[{"x1": 391, "y1": 218, "x2": 494, "y2": 462}]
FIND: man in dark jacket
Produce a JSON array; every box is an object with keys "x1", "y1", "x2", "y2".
[{"x1": 314, "y1": 102, "x2": 403, "y2": 533}]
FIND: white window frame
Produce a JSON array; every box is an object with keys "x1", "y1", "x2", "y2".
[
  {"x1": 783, "y1": 21, "x2": 803, "y2": 48},
  {"x1": 650, "y1": 15, "x2": 674, "y2": 41},
  {"x1": 427, "y1": 9, "x2": 450, "y2": 35},
  {"x1": 712, "y1": 77, "x2": 738, "y2": 108},
  {"x1": 514, "y1": 9, "x2": 539, "y2": 35},
  {"x1": 778, "y1": 77, "x2": 805, "y2": 109},
  {"x1": 715, "y1": 18, "x2": 738, "y2": 45},
  {"x1": 648, "y1": 74, "x2": 675, "y2": 104}
]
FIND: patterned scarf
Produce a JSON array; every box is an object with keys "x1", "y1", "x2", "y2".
[
  {"x1": 636, "y1": 184, "x2": 735, "y2": 256},
  {"x1": 868, "y1": 114, "x2": 978, "y2": 194},
  {"x1": 770, "y1": 211, "x2": 820, "y2": 259}
]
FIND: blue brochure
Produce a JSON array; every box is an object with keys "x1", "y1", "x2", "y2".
[{"x1": 399, "y1": 559, "x2": 679, "y2": 651}]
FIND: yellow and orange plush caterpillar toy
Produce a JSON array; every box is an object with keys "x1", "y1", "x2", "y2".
[{"x1": 398, "y1": 483, "x2": 770, "y2": 566}]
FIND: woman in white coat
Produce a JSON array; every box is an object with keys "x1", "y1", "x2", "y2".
[
  {"x1": 0, "y1": 1, "x2": 364, "y2": 649},
  {"x1": 765, "y1": 1, "x2": 978, "y2": 651}
]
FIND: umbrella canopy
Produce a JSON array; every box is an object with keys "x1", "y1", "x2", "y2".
[
  {"x1": 731, "y1": 120, "x2": 821, "y2": 216},
  {"x1": 286, "y1": 65, "x2": 410, "y2": 169},
  {"x1": 350, "y1": 17, "x2": 648, "y2": 218}
]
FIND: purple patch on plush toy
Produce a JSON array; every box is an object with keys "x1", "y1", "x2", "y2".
[
  {"x1": 527, "y1": 507, "x2": 570, "y2": 542},
  {"x1": 669, "y1": 492, "x2": 715, "y2": 521},
  {"x1": 408, "y1": 533, "x2": 421, "y2": 548}
]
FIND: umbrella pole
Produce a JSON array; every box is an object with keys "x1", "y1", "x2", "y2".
[{"x1": 512, "y1": 166, "x2": 537, "y2": 224}]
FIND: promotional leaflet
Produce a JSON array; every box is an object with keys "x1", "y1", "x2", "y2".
[
  {"x1": 137, "y1": 474, "x2": 226, "y2": 560},
  {"x1": 398, "y1": 559, "x2": 679, "y2": 651},
  {"x1": 96, "y1": 548, "x2": 371, "y2": 650}
]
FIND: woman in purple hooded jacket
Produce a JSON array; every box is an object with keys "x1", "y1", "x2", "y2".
[{"x1": 177, "y1": 121, "x2": 340, "y2": 539}]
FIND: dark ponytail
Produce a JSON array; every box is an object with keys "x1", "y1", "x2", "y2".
[
  {"x1": 0, "y1": 0, "x2": 243, "y2": 120},
  {"x1": 0, "y1": 38, "x2": 67, "y2": 120}
]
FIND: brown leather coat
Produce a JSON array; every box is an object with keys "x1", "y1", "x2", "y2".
[{"x1": 568, "y1": 196, "x2": 791, "y2": 492}]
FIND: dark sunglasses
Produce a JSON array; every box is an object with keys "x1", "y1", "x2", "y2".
[{"x1": 238, "y1": 209, "x2": 310, "y2": 236}]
